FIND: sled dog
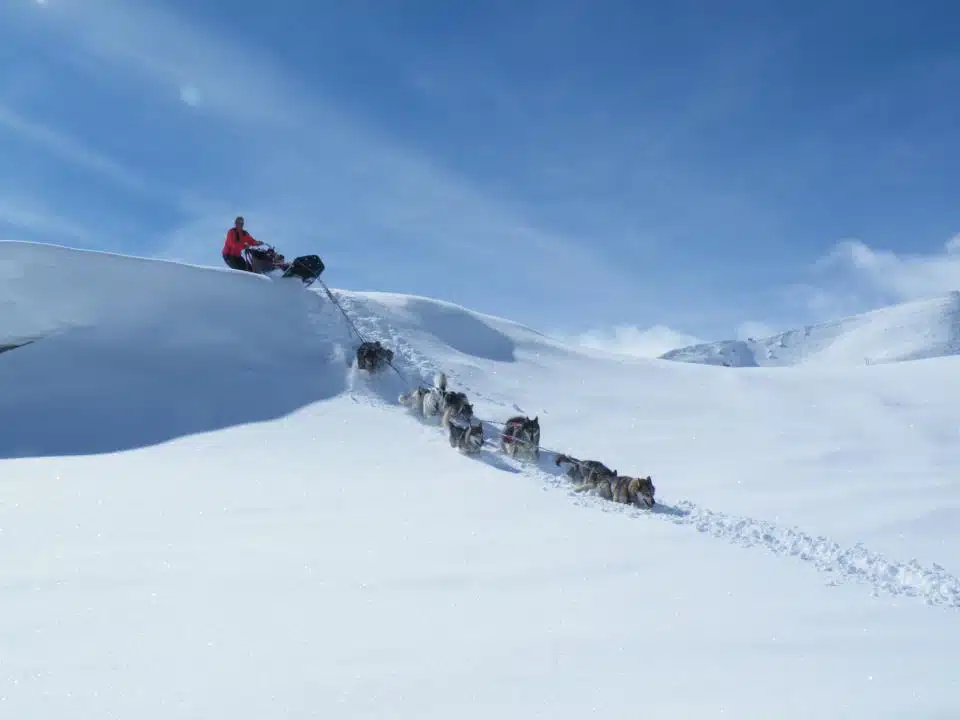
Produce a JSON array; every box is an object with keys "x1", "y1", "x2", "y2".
[
  {"x1": 440, "y1": 392, "x2": 473, "y2": 429},
  {"x1": 564, "y1": 455, "x2": 656, "y2": 508},
  {"x1": 612, "y1": 475, "x2": 656, "y2": 508},
  {"x1": 399, "y1": 386, "x2": 430, "y2": 415},
  {"x1": 449, "y1": 420, "x2": 484, "y2": 454},
  {"x1": 357, "y1": 341, "x2": 393, "y2": 372},
  {"x1": 421, "y1": 373, "x2": 450, "y2": 418},
  {"x1": 501, "y1": 416, "x2": 540, "y2": 460},
  {"x1": 400, "y1": 373, "x2": 449, "y2": 418},
  {"x1": 555, "y1": 454, "x2": 615, "y2": 484}
]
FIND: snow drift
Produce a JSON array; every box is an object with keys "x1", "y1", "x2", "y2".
[
  {"x1": 0, "y1": 241, "x2": 354, "y2": 457},
  {"x1": 661, "y1": 292, "x2": 960, "y2": 367},
  {"x1": 3, "y1": 241, "x2": 960, "y2": 718}
]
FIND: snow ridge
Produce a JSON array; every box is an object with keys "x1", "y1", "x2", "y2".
[{"x1": 662, "y1": 291, "x2": 960, "y2": 367}]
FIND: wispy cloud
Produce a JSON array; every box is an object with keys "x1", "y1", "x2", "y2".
[
  {"x1": 567, "y1": 325, "x2": 702, "y2": 358},
  {"x1": 0, "y1": 192, "x2": 89, "y2": 240},
  {"x1": 0, "y1": 103, "x2": 149, "y2": 194},
  {"x1": 793, "y1": 234, "x2": 960, "y2": 320}
]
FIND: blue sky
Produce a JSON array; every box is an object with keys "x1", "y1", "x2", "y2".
[{"x1": 1, "y1": 0, "x2": 958, "y2": 355}]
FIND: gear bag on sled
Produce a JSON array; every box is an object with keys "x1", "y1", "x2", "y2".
[
  {"x1": 282, "y1": 255, "x2": 325, "y2": 286},
  {"x1": 356, "y1": 340, "x2": 394, "y2": 372}
]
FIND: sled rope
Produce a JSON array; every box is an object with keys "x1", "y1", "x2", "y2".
[{"x1": 316, "y1": 279, "x2": 366, "y2": 343}]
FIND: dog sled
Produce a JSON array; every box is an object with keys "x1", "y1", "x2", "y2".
[{"x1": 243, "y1": 245, "x2": 326, "y2": 287}]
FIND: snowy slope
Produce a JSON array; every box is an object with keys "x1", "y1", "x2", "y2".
[
  {"x1": 2, "y1": 241, "x2": 960, "y2": 719},
  {"x1": 661, "y1": 291, "x2": 960, "y2": 367},
  {"x1": 0, "y1": 241, "x2": 356, "y2": 457}
]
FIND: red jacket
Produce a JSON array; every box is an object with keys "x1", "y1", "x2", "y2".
[{"x1": 222, "y1": 227, "x2": 260, "y2": 256}]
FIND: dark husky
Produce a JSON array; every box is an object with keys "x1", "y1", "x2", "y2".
[
  {"x1": 555, "y1": 454, "x2": 615, "y2": 484},
  {"x1": 501, "y1": 415, "x2": 540, "y2": 460},
  {"x1": 558, "y1": 454, "x2": 656, "y2": 508},
  {"x1": 356, "y1": 340, "x2": 394, "y2": 372},
  {"x1": 448, "y1": 420, "x2": 484, "y2": 454},
  {"x1": 440, "y1": 392, "x2": 473, "y2": 430}
]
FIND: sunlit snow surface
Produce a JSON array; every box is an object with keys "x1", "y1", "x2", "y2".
[{"x1": 2, "y1": 241, "x2": 958, "y2": 718}]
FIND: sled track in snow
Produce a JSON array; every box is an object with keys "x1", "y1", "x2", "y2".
[
  {"x1": 319, "y1": 290, "x2": 960, "y2": 610},
  {"x1": 528, "y1": 464, "x2": 960, "y2": 610}
]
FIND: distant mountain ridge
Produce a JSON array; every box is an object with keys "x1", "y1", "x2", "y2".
[{"x1": 660, "y1": 292, "x2": 960, "y2": 367}]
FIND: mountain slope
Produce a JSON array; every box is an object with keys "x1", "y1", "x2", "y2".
[
  {"x1": 661, "y1": 292, "x2": 960, "y2": 367},
  {"x1": 2, "y1": 241, "x2": 960, "y2": 719}
]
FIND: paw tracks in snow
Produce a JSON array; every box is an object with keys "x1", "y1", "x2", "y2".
[
  {"x1": 505, "y1": 456, "x2": 960, "y2": 609},
  {"x1": 650, "y1": 501, "x2": 960, "y2": 609}
]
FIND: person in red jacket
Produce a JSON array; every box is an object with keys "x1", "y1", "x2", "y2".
[{"x1": 222, "y1": 216, "x2": 263, "y2": 271}]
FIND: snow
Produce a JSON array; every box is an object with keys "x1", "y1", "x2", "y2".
[
  {"x1": 662, "y1": 291, "x2": 960, "y2": 367},
  {"x1": 2, "y1": 240, "x2": 959, "y2": 718}
]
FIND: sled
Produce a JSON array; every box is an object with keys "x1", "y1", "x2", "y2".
[
  {"x1": 243, "y1": 246, "x2": 325, "y2": 287},
  {"x1": 355, "y1": 340, "x2": 395, "y2": 372},
  {"x1": 244, "y1": 246, "x2": 290, "y2": 274}
]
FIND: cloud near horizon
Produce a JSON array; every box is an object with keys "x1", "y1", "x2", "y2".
[
  {"x1": 795, "y1": 234, "x2": 960, "y2": 320},
  {"x1": 569, "y1": 325, "x2": 703, "y2": 358}
]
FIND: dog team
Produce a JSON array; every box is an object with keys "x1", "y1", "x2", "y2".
[{"x1": 399, "y1": 373, "x2": 655, "y2": 508}]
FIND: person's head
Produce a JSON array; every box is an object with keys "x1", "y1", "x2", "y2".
[{"x1": 234, "y1": 216, "x2": 245, "y2": 230}]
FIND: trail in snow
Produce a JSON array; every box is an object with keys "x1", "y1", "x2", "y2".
[
  {"x1": 525, "y1": 451, "x2": 960, "y2": 610},
  {"x1": 323, "y1": 289, "x2": 960, "y2": 611},
  {"x1": 331, "y1": 290, "x2": 533, "y2": 418}
]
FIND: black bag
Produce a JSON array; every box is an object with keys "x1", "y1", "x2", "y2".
[{"x1": 283, "y1": 254, "x2": 325, "y2": 283}]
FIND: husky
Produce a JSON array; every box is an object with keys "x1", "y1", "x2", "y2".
[
  {"x1": 555, "y1": 454, "x2": 615, "y2": 484},
  {"x1": 399, "y1": 386, "x2": 430, "y2": 415},
  {"x1": 356, "y1": 341, "x2": 393, "y2": 372},
  {"x1": 611, "y1": 475, "x2": 656, "y2": 508},
  {"x1": 400, "y1": 373, "x2": 448, "y2": 418},
  {"x1": 561, "y1": 454, "x2": 656, "y2": 508},
  {"x1": 421, "y1": 373, "x2": 449, "y2": 418},
  {"x1": 440, "y1": 392, "x2": 473, "y2": 429},
  {"x1": 448, "y1": 420, "x2": 484, "y2": 454},
  {"x1": 501, "y1": 415, "x2": 540, "y2": 460}
]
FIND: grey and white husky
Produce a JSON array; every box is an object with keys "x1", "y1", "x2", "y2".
[
  {"x1": 399, "y1": 373, "x2": 448, "y2": 418},
  {"x1": 448, "y1": 420, "x2": 484, "y2": 454}
]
